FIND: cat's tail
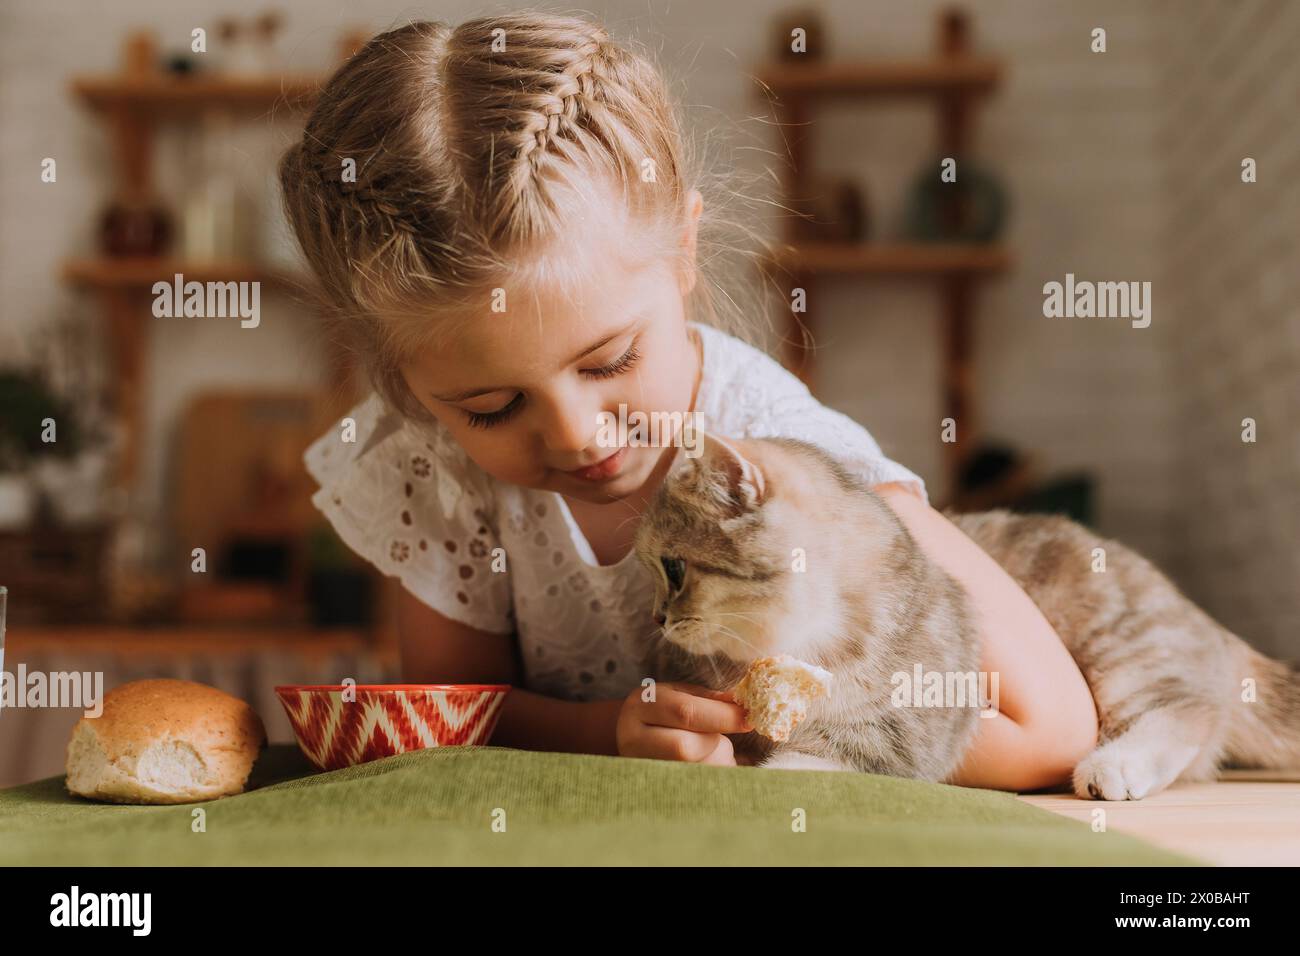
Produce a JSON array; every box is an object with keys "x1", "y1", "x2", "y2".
[{"x1": 1223, "y1": 645, "x2": 1300, "y2": 770}]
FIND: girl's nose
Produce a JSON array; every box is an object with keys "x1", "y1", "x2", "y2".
[{"x1": 539, "y1": 391, "x2": 598, "y2": 455}]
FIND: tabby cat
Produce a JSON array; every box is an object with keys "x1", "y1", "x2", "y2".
[{"x1": 633, "y1": 434, "x2": 1300, "y2": 799}]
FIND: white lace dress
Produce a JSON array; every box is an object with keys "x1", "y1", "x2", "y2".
[{"x1": 303, "y1": 321, "x2": 927, "y2": 702}]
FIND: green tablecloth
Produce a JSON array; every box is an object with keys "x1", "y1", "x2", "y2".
[{"x1": 0, "y1": 744, "x2": 1197, "y2": 865}]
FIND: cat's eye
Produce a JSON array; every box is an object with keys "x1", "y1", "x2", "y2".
[{"x1": 661, "y1": 556, "x2": 686, "y2": 592}]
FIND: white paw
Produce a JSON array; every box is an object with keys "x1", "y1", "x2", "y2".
[
  {"x1": 760, "y1": 751, "x2": 850, "y2": 772},
  {"x1": 1073, "y1": 746, "x2": 1168, "y2": 800}
]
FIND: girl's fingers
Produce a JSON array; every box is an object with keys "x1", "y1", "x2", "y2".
[
  {"x1": 637, "y1": 725, "x2": 724, "y2": 763},
  {"x1": 673, "y1": 682, "x2": 743, "y2": 704},
  {"x1": 699, "y1": 733, "x2": 737, "y2": 767},
  {"x1": 671, "y1": 683, "x2": 754, "y2": 731},
  {"x1": 642, "y1": 684, "x2": 752, "y2": 734}
]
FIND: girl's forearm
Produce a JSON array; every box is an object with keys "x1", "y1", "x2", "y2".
[
  {"x1": 944, "y1": 711, "x2": 1079, "y2": 792},
  {"x1": 490, "y1": 688, "x2": 623, "y2": 756}
]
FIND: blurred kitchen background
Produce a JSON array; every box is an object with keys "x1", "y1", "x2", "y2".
[{"x1": 1, "y1": 0, "x2": 1297, "y2": 786}]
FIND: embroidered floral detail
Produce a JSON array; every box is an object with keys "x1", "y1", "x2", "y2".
[
  {"x1": 390, "y1": 540, "x2": 411, "y2": 562},
  {"x1": 469, "y1": 538, "x2": 488, "y2": 559},
  {"x1": 410, "y1": 455, "x2": 432, "y2": 478}
]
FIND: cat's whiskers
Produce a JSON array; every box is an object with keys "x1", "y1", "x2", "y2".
[
  {"x1": 612, "y1": 511, "x2": 644, "y2": 536},
  {"x1": 661, "y1": 619, "x2": 690, "y2": 642},
  {"x1": 703, "y1": 620, "x2": 762, "y2": 657},
  {"x1": 707, "y1": 615, "x2": 763, "y2": 646},
  {"x1": 713, "y1": 609, "x2": 767, "y2": 630}
]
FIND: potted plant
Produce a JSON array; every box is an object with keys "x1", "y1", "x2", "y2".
[
  {"x1": 0, "y1": 367, "x2": 110, "y2": 529},
  {"x1": 0, "y1": 369, "x2": 87, "y2": 529}
]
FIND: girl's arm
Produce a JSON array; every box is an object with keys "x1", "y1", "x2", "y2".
[
  {"x1": 396, "y1": 583, "x2": 623, "y2": 756},
  {"x1": 872, "y1": 483, "x2": 1099, "y2": 792}
]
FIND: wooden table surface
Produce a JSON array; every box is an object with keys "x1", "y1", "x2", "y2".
[{"x1": 1018, "y1": 770, "x2": 1300, "y2": 866}]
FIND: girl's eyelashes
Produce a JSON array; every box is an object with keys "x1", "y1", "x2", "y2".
[
  {"x1": 464, "y1": 392, "x2": 524, "y2": 430},
  {"x1": 582, "y1": 342, "x2": 641, "y2": 380},
  {"x1": 460, "y1": 340, "x2": 642, "y2": 430}
]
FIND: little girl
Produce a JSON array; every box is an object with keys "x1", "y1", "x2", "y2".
[{"x1": 282, "y1": 14, "x2": 1097, "y2": 790}]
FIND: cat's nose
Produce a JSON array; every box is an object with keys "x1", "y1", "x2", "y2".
[{"x1": 653, "y1": 611, "x2": 666, "y2": 626}]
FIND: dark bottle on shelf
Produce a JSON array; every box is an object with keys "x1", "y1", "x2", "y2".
[{"x1": 99, "y1": 194, "x2": 173, "y2": 257}]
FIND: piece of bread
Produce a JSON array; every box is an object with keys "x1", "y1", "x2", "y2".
[
  {"x1": 65, "y1": 678, "x2": 265, "y2": 804},
  {"x1": 732, "y1": 655, "x2": 834, "y2": 742}
]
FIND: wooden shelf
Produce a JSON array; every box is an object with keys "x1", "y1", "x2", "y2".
[
  {"x1": 64, "y1": 257, "x2": 305, "y2": 290},
  {"x1": 756, "y1": 58, "x2": 1000, "y2": 99},
  {"x1": 56, "y1": 30, "x2": 367, "y2": 635},
  {"x1": 71, "y1": 75, "x2": 322, "y2": 114},
  {"x1": 771, "y1": 242, "x2": 1010, "y2": 276},
  {"x1": 759, "y1": 8, "x2": 1008, "y2": 500}
]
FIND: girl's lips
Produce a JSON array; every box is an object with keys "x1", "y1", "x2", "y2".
[{"x1": 566, "y1": 446, "x2": 628, "y2": 482}]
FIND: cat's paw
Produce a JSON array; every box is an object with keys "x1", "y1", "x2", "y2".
[
  {"x1": 760, "y1": 751, "x2": 851, "y2": 772},
  {"x1": 1072, "y1": 747, "x2": 1164, "y2": 800}
]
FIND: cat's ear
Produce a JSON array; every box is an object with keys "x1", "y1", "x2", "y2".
[{"x1": 700, "y1": 432, "x2": 766, "y2": 514}]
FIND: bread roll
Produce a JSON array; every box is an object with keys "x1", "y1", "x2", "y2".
[
  {"x1": 65, "y1": 678, "x2": 265, "y2": 804},
  {"x1": 732, "y1": 655, "x2": 833, "y2": 742}
]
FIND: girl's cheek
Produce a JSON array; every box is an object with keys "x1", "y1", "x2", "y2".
[{"x1": 461, "y1": 432, "x2": 544, "y2": 485}]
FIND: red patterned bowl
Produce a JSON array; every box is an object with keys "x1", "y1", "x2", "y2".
[{"x1": 274, "y1": 684, "x2": 511, "y2": 771}]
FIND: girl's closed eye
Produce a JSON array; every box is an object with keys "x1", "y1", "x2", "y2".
[
  {"x1": 582, "y1": 341, "x2": 641, "y2": 380},
  {"x1": 461, "y1": 340, "x2": 644, "y2": 429}
]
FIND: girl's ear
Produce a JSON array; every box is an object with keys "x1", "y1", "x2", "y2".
[{"x1": 677, "y1": 188, "x2": 704, "y2": 296}]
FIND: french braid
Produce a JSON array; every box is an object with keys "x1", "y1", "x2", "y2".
[{"x1": 278, "y1": 14, "x2": 694, "y2": 422}]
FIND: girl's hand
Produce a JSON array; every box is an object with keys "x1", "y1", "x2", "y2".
[{"x1": 615, "y1": 681, "x2": 753, "y2": 766}]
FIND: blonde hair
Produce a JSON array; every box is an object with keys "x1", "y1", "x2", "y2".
[{"x1": 280, "y1": 13, "x2": 763, "y2": 423}]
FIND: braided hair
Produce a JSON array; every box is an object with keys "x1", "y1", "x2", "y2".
[{"x1": 278, "y1": 14, "x2": 693, "y2": 423}]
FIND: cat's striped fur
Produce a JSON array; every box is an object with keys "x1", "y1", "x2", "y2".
[{"x1": 634, "y1": 435, "x2": 1300, "y2": 798}]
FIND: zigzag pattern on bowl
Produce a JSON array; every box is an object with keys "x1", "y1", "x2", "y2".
[{"x1": 276, "y1": 688, "x2": 507, "y2": 770}]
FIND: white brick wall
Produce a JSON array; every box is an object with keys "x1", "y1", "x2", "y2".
[{"x1": 1155, "y1": 0, "x2": 1300, "y2": 659}]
